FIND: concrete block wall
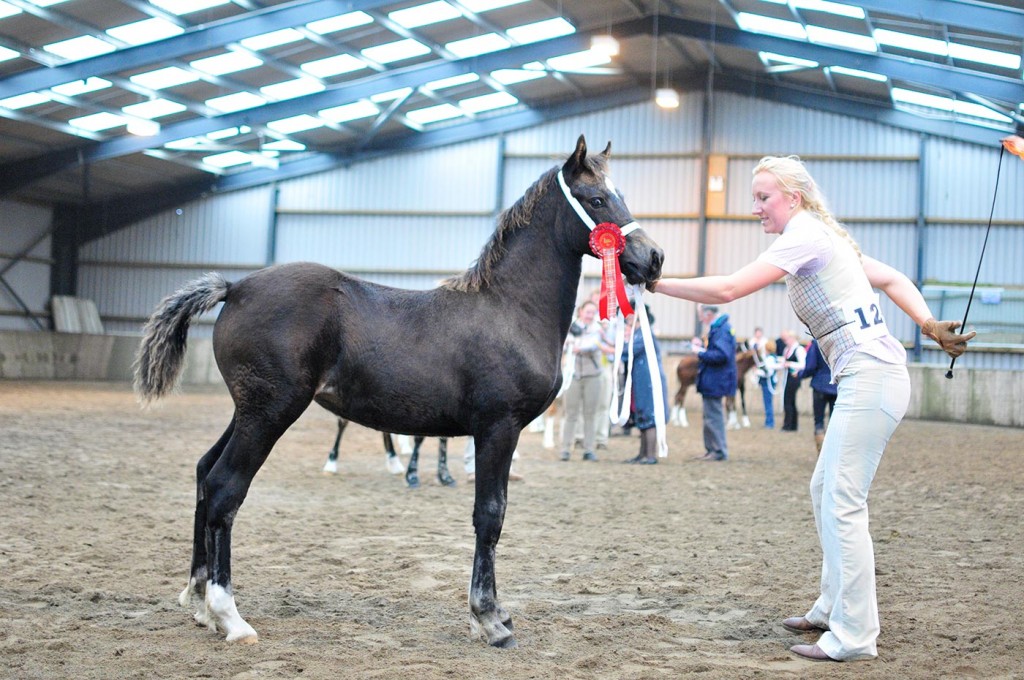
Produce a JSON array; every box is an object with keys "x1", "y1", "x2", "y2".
[{"x1": 1, "y1": 332, "x2": 1021, "y2": 427}]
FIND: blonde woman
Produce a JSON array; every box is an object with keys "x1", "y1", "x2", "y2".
[{"x1": 650, "y1": 155, "x2": 973, "y2": 662}]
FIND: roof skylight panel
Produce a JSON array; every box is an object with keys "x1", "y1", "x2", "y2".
[
  {"x1": 207, "y1": 125, "x2": 249, "y2": 140},
  {"x1": 370, "y1": 87, "x2": 414, "y2": 103},
  {"x1": 206, "y1": 91, "x2": 266, "y2": 113},
  {"x1": 300, "y1": 53, "x2": 367, "y2": 78},
  {"x1": 202, "y1": 150, "x2": 252, "y2": 168},
  {"x1": 266, "y1": 114, "x2": 324, "y2": 133},
  {"x1": 458, "y1": 91, "x2": 517, "y2": 113},
  {"x1": 122, "y1": 98, "x2": 188, "y2": 119},
  {"x1": 828, "y1": 65, "x2": 887, "y2": 82},
  {"x1": 319, "y1": 100, "x2": 380, "y2": 123},
  {"x1": 0, "y1": 92, "x2": 51, "y2": 110},
  {"x1": 239, "y1": 28, "x2": 305, "y2": 51},
  {"x1": 445, "y1": 33, "x2": 510, "y2": 58},
  {"x1": 489, "y1": 68, "x2": 546, "y2": 85},
  {"x1": 0, "y1": 45, "x2": 18, "y2": 62},
  {"x1": 0, "y1": 1, "x2": 20, "y2": 19},
  {"x1": 389, "y1": 1, "x2": 462, "y2": 29},
  {"x1": 542, "y1": 49, "x2": 612, "y2": 72},
  {"x1": 130, "y1": 67, "x2": 200, "y2": 90},
  {"x1": 150, "y1": 0, "x2": 232, "y2": 17},
  {"x1": 948, "y1": 42, "x2": 1020, "y2": 70},
  {"x1": 24, "y1": 0, "x2": 72, "y2": 6},
  {"x1": 263, "y1": 139, "x2": 305, "y2": 151},
  {"x1": 51, "y1": 77, "x2": 112, "y2": 96},
  {"x1": 260, "y1": 78, "x2": 325, "y2": 100},
  {"x1": 44, "y1": 35, "x2": 117, "y2": 61},
  {"x1": 735, "y1": 13, "x2": 807, "y2": 40},
  {"x1": 423, "y1": 73, "x2": 480, "y2": 91},
  {"x1": 873, "y1": 29, "x2": 946, "y2": 56},
  {"x1": 405, "y1": 103, "x2": 464, "y2": 124},
  {"x1": 789, "y1": 0, "x2": 865, "y2": 19},
  {"x1": 506, "y1": 17, "x2": 575, "y2": 44},
  {"x1": 306, "y1": 11, "x2": 374, "y2": 35},
  {"x1": 68, "y1": 111, "x2": 126, "y2": 132},
  {"x1": 361, "y1": 39, "x2": 432, "y2": 64},
  {"x1": 806, "y1": 25, "x2": 877, "y2": 52},
  {"x1": 106, "y1": 18, "x2": 184, "y2": 45},
  {"x1": 459, "y1": 0, "x2": 529, "y2": 11},
  {"x1": 891, "y1": 87, "x2": 1012, "y2": 123},
  {"x1": 190, "y1": 51, "x2": 264, "y2": 76}
]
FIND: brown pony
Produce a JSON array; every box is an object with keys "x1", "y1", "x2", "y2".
[{"x1": 671, "y1": 348, "x2": 756, "y2": 428}]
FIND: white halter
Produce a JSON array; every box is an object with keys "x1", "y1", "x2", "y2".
[{"x1": 556, "y1": 169, "x2": 668, "y2": 457}]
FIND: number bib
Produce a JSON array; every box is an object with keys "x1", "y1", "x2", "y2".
[{"x1": 842, "y1": 293, "x2": 889, "y2": 344}]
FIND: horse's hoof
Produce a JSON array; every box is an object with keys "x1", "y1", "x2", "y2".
[
  {"x1": 229, "y1": 633, "x2": 259, "y2": 644},
  {"x1": 439, "y1": 475, "x2": 457, "y2": 487},
  {"x1": 406, "y1": 475, "x2": 420, "y2": 489},
  {"x1": 490, "y1": 634, "x2": 518, "y2": 649}
]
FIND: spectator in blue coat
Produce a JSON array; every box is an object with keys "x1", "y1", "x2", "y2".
[
  {"x1": 799, "y1": 339, "x2": 837, "y2": 453},
  {"x1": 695, "y1": 305, "x2": 736, "y2": 461},
  {"x1": 621, "y1": 305, "x2": 669, "y2": 465}
]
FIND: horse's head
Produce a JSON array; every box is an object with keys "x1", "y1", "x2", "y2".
[{"x1": 559, "y1": 135, "x2": 663, "y2": 286}]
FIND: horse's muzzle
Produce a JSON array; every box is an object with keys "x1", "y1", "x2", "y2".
[{"x1": 621, "y1": 239, "x2": 664, "y2": 286}]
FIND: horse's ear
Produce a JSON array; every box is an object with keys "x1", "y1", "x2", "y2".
[
  {"x1": 600, "y1": 141, "x2": 612, "y2": 159},
  {"x1": 563, "y1": 134, "x2": 588, "y2": 177}
]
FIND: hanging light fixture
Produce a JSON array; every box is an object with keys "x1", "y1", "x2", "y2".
[
  {"x1": 655, "y1": 88, "x2": 679, "y2": 109},
  {"x1": 591, "y1": 34, "x2": 619, "y2": 56}
]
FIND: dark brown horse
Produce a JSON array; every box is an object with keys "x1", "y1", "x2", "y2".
[
  {"x1": 133, "y1": 136, "x2": 662, "y2": 648},
  {"x1": 671, "y1": 348, "x2": 756, "y2": 428}
]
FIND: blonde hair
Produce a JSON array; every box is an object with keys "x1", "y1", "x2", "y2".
[{"x1": 753, "y1": 155, "x2": 862, "y2": 261}]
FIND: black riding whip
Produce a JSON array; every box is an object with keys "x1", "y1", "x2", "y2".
[{"x1": 945, "y1": 135, "x2": 1023, "y2": 378}]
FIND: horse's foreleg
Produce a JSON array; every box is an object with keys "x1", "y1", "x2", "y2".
[
  {"x1": 405, "y1": 436, "x2": 423, "y2": 488},
  {"x1": 468, "y1": 428, "x2": 518, "y2": 648},
  {"x1": 383, "y1": 432, "x2": 404, "y2": 474},
  {"x1": 180, "y1": 418, "x2": 235, "y2": 610},
  {"x1": 725, "y1": 394, "x2": 740, "y2": 430},
  {"x1": 322, "y1": 417, "x2": 348, "y2": 475},
  {"x1": 671, "y1": 387, "x2": 689, "y2": 427},
  {"x1": 436, "y1": 437, "x2": 456, "y2": 487}
]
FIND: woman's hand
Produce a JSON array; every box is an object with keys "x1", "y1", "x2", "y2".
[{"x1": 921, "y1": 318, "x2": 976, "y2": 358}]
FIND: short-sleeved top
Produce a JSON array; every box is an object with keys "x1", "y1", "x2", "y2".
[{"x1": 756, "y1": 211, "x2": 906, "y2": 379}]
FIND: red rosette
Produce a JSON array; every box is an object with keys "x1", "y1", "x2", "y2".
[{"x1": 589, "y1": 222, "x2": 626, "y2": 257}]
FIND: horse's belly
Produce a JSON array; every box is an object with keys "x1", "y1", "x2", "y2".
[{"x1": 314, "y1": 383, "x2": 463, "y2": 438}]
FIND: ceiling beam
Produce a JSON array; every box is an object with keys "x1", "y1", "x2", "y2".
[
  {"x1": 855, "y1": 0, "x2": 1024, "y2": 37},
  {"x1": 0, "y1": 0, "x2": 398, "y2": 101}
]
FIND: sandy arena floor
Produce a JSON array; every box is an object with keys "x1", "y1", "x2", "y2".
[{"x1": 1, "y1": 380, "x2": 1022, "y2": 679}]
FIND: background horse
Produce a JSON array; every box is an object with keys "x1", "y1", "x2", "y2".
[
  {"x1": 322, "y1": 416, "x2": 454, "y2": 489},
  {"x1": 133, "y1": 136, "x2": 662, "y2": 648},
  {"x1": 670, "y1": 348, "x2": 756, "y2": 428}
]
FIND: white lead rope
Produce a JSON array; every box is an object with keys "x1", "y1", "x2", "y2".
[{"x1": 556, "y1": 170, "x2": 666, "y2": 457}]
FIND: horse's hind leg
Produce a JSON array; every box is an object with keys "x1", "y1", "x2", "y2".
[
  {"x1": 322, "y1": 417, "x2": 348, "y2": 475},
  {"x1": 180, "y1": 417, "x2": 235, "y2": 609},
  {"x1": 197, "y1": 396, "x2": 310, "y2": 643},
  {"x1": 468, "y1": 426, "x2": 518, "y2": 648},
  {"x1": 405, "y1": 436, "x2": 423, "y2": 488},
  {"x1": 383, "y1": 433, "x2": 404, "y2": 474},
  {"x1": 739, "y1": 384, "x2": 751, "y2": 428},
  {"x1": 436, "y1": 437, "x2": 456, "y2": 487}
]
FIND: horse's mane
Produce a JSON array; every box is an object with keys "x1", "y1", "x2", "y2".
[{"x1": 442, "y1": 154, "x2": 608, "y2": 293}]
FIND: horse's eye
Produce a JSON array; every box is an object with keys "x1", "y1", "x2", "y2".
[{"x1": 588, "y1": 197, "x2": 605, "y2": 209}]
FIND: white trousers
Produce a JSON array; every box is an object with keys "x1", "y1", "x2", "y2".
[{"x1": 805, "y1": 353, "x2": 910, "y2": 661}]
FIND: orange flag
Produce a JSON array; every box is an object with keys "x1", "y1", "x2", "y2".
[{"x1": 1001, "y1": 135, "x2": 1024, "y2": 160}]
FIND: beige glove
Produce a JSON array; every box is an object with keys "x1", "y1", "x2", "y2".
[{"x1": 921, "y1": 318, "x2": 976, "y2": 359}]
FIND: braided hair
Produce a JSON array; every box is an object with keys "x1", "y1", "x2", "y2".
[{"x1": 753, "y1": 155, "x2": 862, "y2": 261}]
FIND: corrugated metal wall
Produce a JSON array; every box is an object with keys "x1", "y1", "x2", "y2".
[
  {"x1": 68, "y1": 91, "x2": 1022, "y2": 367},
  {"x1": 0, "y1": 201, "x2": 52, "y2": 331}
]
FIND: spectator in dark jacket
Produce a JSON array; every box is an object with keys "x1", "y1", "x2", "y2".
[
  {"x1": 695, "y1": 305, "x2": 736, "y2": 461},
  {"x1": 798, "y1": 339, "x2": 837, "y2": 453}
]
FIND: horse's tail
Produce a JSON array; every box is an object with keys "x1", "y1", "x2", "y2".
[{"x1": 133, "y1": 273, "x2": 230, "y2": 404}]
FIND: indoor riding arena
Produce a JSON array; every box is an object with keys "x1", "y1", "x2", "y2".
[{"x1": 2, "y1": 1, "x2": 1023, "y2": 678}]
